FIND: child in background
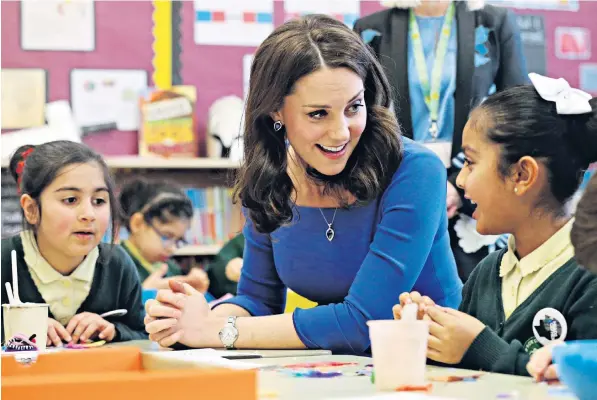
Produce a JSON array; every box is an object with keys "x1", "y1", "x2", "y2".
[
  {"x1": 393, "y1": 74, "x2": 597, "y2": 375},
  {"x1": 206, "y1": 232, "x2": 244, "y2": 298},
  {"x1": 118, "y1": 179, "x2": 210, "y2": 293},
  {"x1": 527, "y1": 172, "x2": 597, "y2": 380},
  {"x1": 1, "y1": 141, "x2": 147, "y2": 347}
]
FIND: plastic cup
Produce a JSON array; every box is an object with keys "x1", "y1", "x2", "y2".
[
  {"x1": 367, "y1": 319, "x2": 429, "y2": 391},
  {"x1": 2, "y1": 303, "x2": 49, "y2": 352}
]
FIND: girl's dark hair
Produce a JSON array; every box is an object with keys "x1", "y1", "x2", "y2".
[
  {"x1": 9, "y1": 141, "x2": 119, "y2": 243},
  {"x1": 235, "y1": 14, "x2": 402, "y2": 234},
  {"x1": 473, "y1": 86, "x2": 597, "y2": 215},
  {"x1": 571, "y1": 173, "x2": 597, "y2": 274},
  {"x1": 119, "y1": 178, "x2": 193, "y2": 230}
]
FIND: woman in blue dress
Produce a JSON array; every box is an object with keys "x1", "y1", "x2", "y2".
[{"x1": 143, "y1": 14, "x2": 462, "y2": 355}]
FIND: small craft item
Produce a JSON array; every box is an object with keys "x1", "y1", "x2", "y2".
[
  {"x1": 282, "y1": 361, "x2": 358, "y2": 369},
  {"x1": 276, "y1": 361, "x2": 359, "y2": 379},
  {"x1": 3, "y1": 333, "x2": 38, "y2": 352},
  {"x1": 496, "y1": 392, "x2": 520, "y2": 399},
  {"x1": 63, "y1": 340, "x2": 106, "y2": 349},
  {"x1": 395, "y1": 383, "x2": 433, "y2": 392},
  {"x1": 429, "y1": 372, "x2": 484, "y2": 382}
]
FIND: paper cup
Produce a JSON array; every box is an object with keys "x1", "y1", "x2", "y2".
[
  {"x1": 367, "y1": 319, "x2": 429, "y2": 391},
  {"x1": 2, "y1": 303, "x2": 49, "y2": 352}
]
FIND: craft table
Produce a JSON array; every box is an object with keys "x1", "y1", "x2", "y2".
[{"x1": 110, "y1": 341, "x2": 578, "y2": 400}]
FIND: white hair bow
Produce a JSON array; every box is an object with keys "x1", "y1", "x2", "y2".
[{"x1": 528, "y1": 72, "x2": 593, "y2": 115}]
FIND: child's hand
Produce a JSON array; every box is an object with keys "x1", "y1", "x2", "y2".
[
  {"x1": 66, "y1": 312, "x2": 116, "y2": 343},
  {"x1": 392, "y1": 291, "x2": 435, "y2": 320},
  {"x1": 142, "y1": 264, "x2": 170, "y2": 289},
  {"x1": 527, "y1": 341, "x2": 563, "y2": 381},
  {"x1": 182, "y1": 268, "x2": 210, "y2": 293},
  {"x1": 425, "y1": 306, "x2": 486, "y2": 364},
  {"x1": 225, "y1": 257, "x2": 243, "y2": 283},
  {"x1": 47, "y1": 318, "x2": 72, "y2": 347}
]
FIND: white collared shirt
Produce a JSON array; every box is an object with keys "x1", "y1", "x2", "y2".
[{"x1": 21, "y1": 231, "x2": 99, "y2": 325}]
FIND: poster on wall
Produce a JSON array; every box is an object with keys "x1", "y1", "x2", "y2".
[
  {"x1": 284, "y1": 0, "x2": 360, "y2": 28},
  {"x1": 70, "y1": 69, "x2": 148, "y2": 132},
  {"x1": 194, "y1": 0, "x2": 274, "y2": 46},
  {"x1": 1, "y1": 69, "x2": 47, "y2": 129},
  {"x1": 555, "y1": 27, "x2": 591, "y2": 60},
  {"x1": 488, "y1": 0, "x2": 579, "y2": 11},
  {"x1": 21, "y1": 0, "x2": 95, "y2": 51},
  {"x1": 516, "y1": 15, "x2": 547, "y2": 75},
  {"x1": 579, "y1": 63, "x2": 597, "y2": 94}
]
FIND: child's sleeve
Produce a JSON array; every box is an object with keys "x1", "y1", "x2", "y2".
[{"x1": 111, "y1": 248, "x2": 148, "y2": 342}]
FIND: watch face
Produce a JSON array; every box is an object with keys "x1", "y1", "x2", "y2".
[{"x1": 219, "y1": 326, "x2": 238, "y2": 346}]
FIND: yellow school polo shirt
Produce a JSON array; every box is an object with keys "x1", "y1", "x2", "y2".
[
  {"x1": 500, "y1": 219, "x2": 575, "y2": 320},
  {"x1": 21, "y1": 232, "x2": 98, "y2": 326}
]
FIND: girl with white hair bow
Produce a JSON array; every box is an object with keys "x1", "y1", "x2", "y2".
[{"x1": 354, "y1": 0, "x2": 528, "y2": 282}]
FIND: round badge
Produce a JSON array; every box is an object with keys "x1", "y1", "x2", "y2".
[{"x1": 532, "y1": 307, "x2": 567, "y2": 346}]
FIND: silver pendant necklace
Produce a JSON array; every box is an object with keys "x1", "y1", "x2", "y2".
[{"x1": 319, "y1": 208, "x2": 338, "y2": 242}]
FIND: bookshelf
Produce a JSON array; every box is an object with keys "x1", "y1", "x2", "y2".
[{"x1": 174, "y1": 244, "x2": 223, "y2": 257}]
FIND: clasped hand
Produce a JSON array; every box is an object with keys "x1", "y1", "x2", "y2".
[
  {"x1": 393, "y1": 291, "x2": 486, "y2": 364},
  {"x1": 144, "y1": 280, "x2": 210, "y2": 348}
]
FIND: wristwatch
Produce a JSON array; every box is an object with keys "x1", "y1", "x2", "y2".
[{"x1": 218, "y1": 316, "x2": 239, "y2": 349}]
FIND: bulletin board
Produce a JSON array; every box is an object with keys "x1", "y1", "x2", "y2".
[{"x1": 2, "y1": 0, "x2": 597, "y2": 157}]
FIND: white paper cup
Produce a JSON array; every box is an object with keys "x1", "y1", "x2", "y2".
[
  {"x1": 2, "y1": 303, "x2": 49, "y2": 352},
  {"x1": 367, "y1": 319, "x2": 429, "y2": 391}
]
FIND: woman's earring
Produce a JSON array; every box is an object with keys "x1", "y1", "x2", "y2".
[
  {"x1": 273, "y1": 121, "x2": 283, "y2": 132},
  {"x1": 514, "y1": 187, "x2": 519, "y2": 194}
]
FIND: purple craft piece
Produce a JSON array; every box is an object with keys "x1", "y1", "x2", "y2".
[{"x1": 4, "y1": 334, "x2": 38, "y2": 352}]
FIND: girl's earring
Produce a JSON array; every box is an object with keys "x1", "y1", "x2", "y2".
[
  {"x1": 514, "y1": 187, "x2": 519, "y2": 194},
  {"x1": 273, "y1": 121, "x2": 283, "y2": 132}
]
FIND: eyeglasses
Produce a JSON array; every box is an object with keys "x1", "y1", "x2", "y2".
[{"x1": 149, "y1": 223, "x2": 188, "y2": 249}]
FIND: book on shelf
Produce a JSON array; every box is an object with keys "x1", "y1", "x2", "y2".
[{"x1": 138, "y1": 85, "x2": 199, "y2": 158}]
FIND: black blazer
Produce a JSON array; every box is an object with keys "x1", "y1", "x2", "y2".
[{"x1": 354, "y1": 2, "x2": 529, "y2": 161}]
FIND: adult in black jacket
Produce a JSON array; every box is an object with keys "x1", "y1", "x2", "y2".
[{"x1": 354, "y1": 0, "x2": 528, "y2": 281}]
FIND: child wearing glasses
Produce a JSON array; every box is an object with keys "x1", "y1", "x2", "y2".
[{"x1": 119, "y1": 179, "x2": 210, "y2": 293}]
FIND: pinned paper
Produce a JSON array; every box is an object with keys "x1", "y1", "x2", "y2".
[
  {"x1": 1, "y1": 69, "x2": 47, "y2": 129},
  {"x1": 21, "y1": 0, "x2": 95, "y2": 51},
  {"x1": 194, "y1": 0, "x2": 274, "y2": 46},
  {"x1": 70, "y1": 69, "x2": 148, "y2": 131},
  {"x1": 284, "y1": 0, "x2": 360, "y2": 28}
]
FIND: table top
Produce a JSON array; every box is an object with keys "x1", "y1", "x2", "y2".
[{"x1": 111, "y1": 341, "x2": 578, "y2": 400}]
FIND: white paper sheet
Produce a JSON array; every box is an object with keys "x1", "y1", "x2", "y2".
[
  {"x1": 243, "y1": 54, "x2": 254, "y2": 101},
  {"x1": 194, "y1": 0, "x2": 274, "y2": 46},
  {"x1": 284, "y1": 0, "x2": 360, "y2": 28},
  {"x1": 21, "y1": 0, "x2": 95, "y2": 51},
  {"x1": 1, "y1": 101, "x2": 81, "y2": 163},
  {"x1": 147, "y1": 349, "x2": 265, "y2": 370},
  {"x1": 70, "y1": 69, "x2": 148, "y2": 131}
]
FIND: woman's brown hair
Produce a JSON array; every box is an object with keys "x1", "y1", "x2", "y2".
[
  {"x1": 235, "y1": 14, "x2": 402, "y2": 234},
  {"x1": 571, "y1": 173, "x2": 597, "y2": 274}
]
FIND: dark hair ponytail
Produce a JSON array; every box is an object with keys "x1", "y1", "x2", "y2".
[
  {"x1": 474, "y1": 86, "x2": 597, "y2": 214},
  {"x1": 9, "y1": 141, "x2": 119, "y2": 243},
  {"x1": 119, "y1": 178, "x2": 193, "y2": 230}
]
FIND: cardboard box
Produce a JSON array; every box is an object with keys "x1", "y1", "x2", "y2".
[{"x1": 1, "y1": 347, "x2": 256, "y2": 400}]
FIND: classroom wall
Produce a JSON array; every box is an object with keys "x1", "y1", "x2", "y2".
[
  {"x1": 2, "y1": 1, "x2": 597, "y2": 157},
  {"x1": 1, "y1": 1, "x2": 153, "y2": 155}
]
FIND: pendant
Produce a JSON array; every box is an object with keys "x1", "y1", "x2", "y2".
[
  {"x1": 326, "y1": 226, "x2": 335, "y2": 242},
  {"x1": 429, "y1": 121, "x2": 439, "y2": 139}
]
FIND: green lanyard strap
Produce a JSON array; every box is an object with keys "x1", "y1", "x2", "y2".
[{"x1": 409, "y1": 3, "x2": 455, "y2": 140}]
